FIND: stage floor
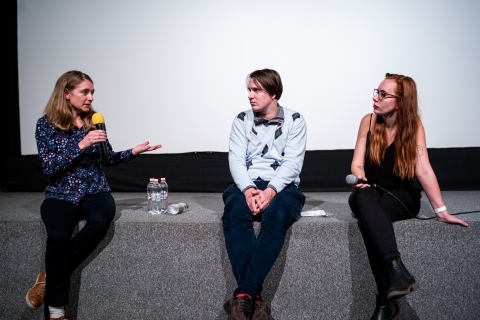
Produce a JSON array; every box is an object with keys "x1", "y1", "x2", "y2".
[{"x1": 1, "y1": 190, "x2": 479, "y2": 319}]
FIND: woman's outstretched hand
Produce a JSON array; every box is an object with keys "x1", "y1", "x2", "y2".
[
  {"x1": 436, "y1": 210, "x2": 468, "y2": 227},
  {"x1": 132, "y1": 141, "x2": 162, "y2": 156}
]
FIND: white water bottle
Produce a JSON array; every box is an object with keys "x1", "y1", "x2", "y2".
[
  {"x1": 147, "y1": 178, "x2": 155, "y2": 213},
  {"x1": 159, "y1": 178, "x2": 168, "y2": 213},
  {"x1": 152, "y1": 179, "x2": 161, "y2": 214},
  {"x1": 167, "y1": 203, "x2": 189, "y2": 215}
]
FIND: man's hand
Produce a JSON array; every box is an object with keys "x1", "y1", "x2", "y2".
[
  {"x1": 244, "y1": 188, "x2": 260, "y2": 215},
  {"x1": 251, "y1": 187, "x2": 276, "y2": 215}
]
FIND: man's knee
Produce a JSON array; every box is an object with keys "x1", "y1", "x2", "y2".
[
  {"x1": 223, "y1": 185, "x2": 248, "y2": 211},
  {"x1": 263, "y1": 188, "x2": 304, "y2": 228},
  {"x1": 223, "y1": 204, "x2": 252, "y2": 227},
  {"x1": 223, "y1": 184, "x2": 243, "y2": 203},
  {"x1": 270, "y1": 186, "x2": 304, "y2": 215}
]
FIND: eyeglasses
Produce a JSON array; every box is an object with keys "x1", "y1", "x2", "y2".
[{"x1": 373, "y1": 89, "x2": 397, "y2": 101}]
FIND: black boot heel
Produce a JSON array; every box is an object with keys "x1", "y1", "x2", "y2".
[
  {"x1": 370, "y1": 295, "x2": 399, "y2": 320},
  {"x1": 386, "y1": 257, "x2": 419, "y2": 300}
]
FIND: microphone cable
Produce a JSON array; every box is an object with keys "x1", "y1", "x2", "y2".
[
  {"x1": 346, "y1": 174, "x2": 479, "y2": 220},
  {"x1": 372, "y1": 184, "x2": 479, "y2": 221}
]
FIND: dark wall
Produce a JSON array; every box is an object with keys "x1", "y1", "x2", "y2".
[
  {"x1": 3, "y1": 148, "x2": 480, "y2": 192},
  {"x1": 2, "y1": 0, "x2": 21, "y2": 190}
]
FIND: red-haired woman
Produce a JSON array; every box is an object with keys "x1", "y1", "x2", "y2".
[{"x1": 349, "y1": 73, "x2": 468, "y2": 320}]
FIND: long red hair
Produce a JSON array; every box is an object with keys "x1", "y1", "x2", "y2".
[{"x1": 369, "y1": 73, "x2": 419, "y2": 179}]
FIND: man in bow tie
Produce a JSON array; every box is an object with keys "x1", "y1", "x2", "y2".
[{"x1": 222, "y1": 69, "x2": 307, "y2": 320}]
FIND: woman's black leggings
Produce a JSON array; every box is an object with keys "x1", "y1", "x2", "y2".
[
  {"x1": 348, "y1": 187, "x2": 420, "y2": 294},
  {"x1": 40, "y1": 192, "x2": 115, "y2": 309}
]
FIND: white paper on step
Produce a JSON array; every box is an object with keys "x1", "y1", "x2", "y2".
[{"x1": 301, "y1": 210, "x2": 328, "y2": 217}]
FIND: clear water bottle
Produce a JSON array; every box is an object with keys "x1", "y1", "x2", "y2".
[
  {"x1": 152, "y1": 178, "x2": 161, "y2": 214},
  {"x1": 167, "y1": 203, "x2": 189, "y2": 215},
  {"x1": 147, "y1": 178, "x2": 155, "y2": 213},
  {"x1": 159, "y1": 178, "x2": 168, "y2": 213}
]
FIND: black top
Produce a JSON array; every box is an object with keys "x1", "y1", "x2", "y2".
[{"x1": 364, "y1": 115, "x2": 421, "y2": 199}]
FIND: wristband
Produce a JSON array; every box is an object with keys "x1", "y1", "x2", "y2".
[{"x1": 434, "y1": 206, "x2": 446, "y2": 214}]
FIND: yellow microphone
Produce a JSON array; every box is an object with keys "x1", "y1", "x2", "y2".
[
  {"x1": 92, "y1": 112, "x2": 108, "y2": 158},
  {"x1": 92, "y1": 112, "x2": 105, "y2": 126}
]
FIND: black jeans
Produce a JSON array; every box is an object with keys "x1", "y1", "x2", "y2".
[
  {"x1": 348, "y1": 187, "x2": 420, "y2": 295},
  {"x1": 222, "y1": 181, "x2": 305, "y2": 298},
  {"x1": 41, "y1": 192, "x2": 115, "y2": 308}
]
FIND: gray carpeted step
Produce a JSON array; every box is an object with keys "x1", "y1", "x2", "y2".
[{"x1": 1, "y1": 191, "x2": 479, "y2": 319}]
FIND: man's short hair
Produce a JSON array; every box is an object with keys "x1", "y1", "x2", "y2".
[{"x1": 248, "y1": 69, "x2": 283, "y2": 101}]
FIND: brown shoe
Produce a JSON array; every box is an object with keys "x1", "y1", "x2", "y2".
[
  {"x1": 224, "y1": 295, "x2": 253, "y2": 320},
  {"x1": 26, "y1": 270, "x2": 46, "y2": 309},
  {"x1": 251, "y1": 298, "x2": 271, "y2": 320},
  {"x1": 50, "y1": 316, "x2": 67, "y2": 320}
]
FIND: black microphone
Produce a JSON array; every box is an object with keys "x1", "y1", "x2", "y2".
[
  {"x1": 345, "y1": 174, "x2": 376, "y2": 187},
  {"x1": 92, "y1": 112, "x2": 108, "y2": 158}
]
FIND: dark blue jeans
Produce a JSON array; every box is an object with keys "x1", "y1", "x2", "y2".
[
  {"x1": 222, "y1": 180, "x2": 305, "y2": 298},
  {"x1": 40, "y1": 192, "x2": 115, "y2": 309}
]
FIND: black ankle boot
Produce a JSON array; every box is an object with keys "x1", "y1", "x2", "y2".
[
  {"x1": 386, "y1": 257, "x2": 419, "y2": 300},
  {"x1": 370, "y1": 295, "x2": 399, "y2": 320}
]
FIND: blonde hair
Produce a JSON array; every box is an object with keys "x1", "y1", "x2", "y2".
[
  {"x1": 369, "y1": 73, "x2": 419, "y2": 180},
  {"x1": 44, "y1": 70, "x2": 96, "y2": 132}
]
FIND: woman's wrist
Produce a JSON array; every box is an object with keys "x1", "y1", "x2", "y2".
[
  {"x1": 434, "y1": 205, "x2": 446, "y2": 214},
  {"x1": 78, "y1": 141, "x2": 85, "y2": 152}
]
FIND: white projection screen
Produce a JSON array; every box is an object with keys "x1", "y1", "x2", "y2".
[{"x1": 17, "y1": 0, "x2": 480, "y2": 155}]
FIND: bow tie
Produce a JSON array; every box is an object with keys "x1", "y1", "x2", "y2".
[{"x1": 254, "y1": 116, "x2": 284, "y2": 126}]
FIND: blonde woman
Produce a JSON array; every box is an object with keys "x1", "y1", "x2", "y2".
[{"x1": 26, "y1": 70, "x2": 161, "y2": 319}]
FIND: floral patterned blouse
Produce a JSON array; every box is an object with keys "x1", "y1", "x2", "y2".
[{"x1": 35, "y1": 116, "x2": 136, "y2": 204}]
